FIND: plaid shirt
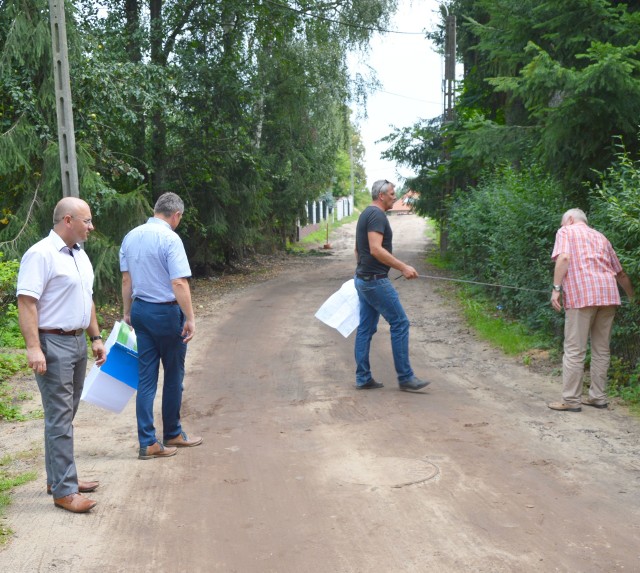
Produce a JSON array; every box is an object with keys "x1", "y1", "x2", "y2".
[{"x1": 551, "y1": 222, "x2": 622, "y2": 309}]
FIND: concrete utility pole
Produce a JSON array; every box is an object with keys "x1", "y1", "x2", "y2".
[
  {"x1": 48, "y1": 0, "x2": 79, "y2": 198},
  {"x1": 440, "y1": 6, "x2": 456, "y2": 256},
  {"x1": 349, "y1": 140, "x2": 355, "y2": 198},
  {"x1": 443, "y1": 12, "x2": 456, "y2": 123}
]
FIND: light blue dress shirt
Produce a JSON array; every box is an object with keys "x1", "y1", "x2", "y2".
[{"x1": 119, "y1": 217, "x2": 192, "y2": 303}]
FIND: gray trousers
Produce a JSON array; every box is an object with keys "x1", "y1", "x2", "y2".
[{"x1": 35, "y1": 333, "x2": 87, "y2": 498}]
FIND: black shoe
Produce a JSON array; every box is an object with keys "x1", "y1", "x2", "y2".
[
  {"x1": 581, "y1": 398, "x2": 609, "y2": 409},
  {"x1": 356, "y1": 379, "x2": 384, "y2": 390},
  {"x1": 399, "y1": 376, "x2": 430, "y2": 391}
]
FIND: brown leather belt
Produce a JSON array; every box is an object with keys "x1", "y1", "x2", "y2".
[{"x1": 38, "y1": 328, "x2": 84, "y2": 336}]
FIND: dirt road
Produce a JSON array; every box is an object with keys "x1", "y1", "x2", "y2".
[{"x1": 1, "y1": 214, "x2": 640, "y2": 572}]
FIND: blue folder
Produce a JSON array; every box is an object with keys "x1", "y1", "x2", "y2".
[{"x1": 100, "y1": 342, "x2": 139, "y2": 389}]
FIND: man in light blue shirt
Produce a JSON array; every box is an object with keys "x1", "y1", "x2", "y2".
[{"x1": 120, "y1": 192, "x2": 202, "y2": 459}]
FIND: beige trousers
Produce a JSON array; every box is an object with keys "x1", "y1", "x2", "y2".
[{"x1": 562, "y1": 306, "x2": 616, "y2": 406}]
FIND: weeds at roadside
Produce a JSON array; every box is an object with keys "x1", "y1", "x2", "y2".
[
  {"x1": 0, "y1": 353, "x2": 31, "y2": 421},
  {"x1": 286, "y1": 245, "x2": 333, "y2": 257},
  {"x1": 0, "y1": 452, "x2": 39, "y2": 545},
  {"x1": 608, "y1": 357, "x2": 640, "y2": 411}
]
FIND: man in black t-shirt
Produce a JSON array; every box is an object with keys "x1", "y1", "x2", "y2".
[{"x1": 353, "y1": 180, "x2": 429, "y2": 391}]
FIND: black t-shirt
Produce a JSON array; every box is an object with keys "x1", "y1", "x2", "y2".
[{"x1": 355, "y1": 205, "x2": 392, "y2": 275}]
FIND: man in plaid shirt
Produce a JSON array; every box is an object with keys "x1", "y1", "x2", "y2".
[{"x1": 549, "y1": 208, "x2": 634, "y2": 412}]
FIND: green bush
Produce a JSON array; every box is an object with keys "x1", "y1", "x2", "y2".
[
  {"x1": 0, "y1": 255, "x2": 23, "y2": 348},
  {"x1": 589, "y1": 144, "x2": 640, "y2": 368},
  {"x1": 446, "y1": 154, "x2": 640, "y2": 403},
  {"x1": 608, "y1": 357, "x2": 640, "y2": 406},
  {"x1": 354, "y1": 190, "x2": 371, "y2": 211},
  {"x1": 0, "y1": 255, "x2": 19, "y2": 307},
  {"x1": 447, "y1": 164, "x2": 566, "y2": 334}
]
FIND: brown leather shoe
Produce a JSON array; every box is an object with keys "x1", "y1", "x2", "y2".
[
  {"x1": 47, "y1": 480, "x2": 100, "y2": 495},
  {"x1": 54, "y1": 493, "x2": 97, "y2": 513},
  {"x1": 548, "y1": 401, "x2": 582, "y2": 412},
  {"x1": 164, "y1": 431, "x2": 203, "y2": 448},
  {"x1": 138, "y1": 441, "x2": 178, "y2": 460}
]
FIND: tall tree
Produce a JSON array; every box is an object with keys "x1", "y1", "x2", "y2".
[
  {"x1": 445, "y1": 0, "x2": 640, "y2": 196},
  {"x1": 2, "y1": 0, "x2": 397, "y2": 288}
]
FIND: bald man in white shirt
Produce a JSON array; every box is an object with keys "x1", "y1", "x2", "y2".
[{"x1": 17, "y1": 197, "x2": 106, "y2": 513}]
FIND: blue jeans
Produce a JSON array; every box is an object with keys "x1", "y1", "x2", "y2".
[
  {"x1": 131, "y1": 299, "x2": 187, "y2": 447},
  {"x1": 354, "y1": 276, "x2": 414, "y2": 386}
]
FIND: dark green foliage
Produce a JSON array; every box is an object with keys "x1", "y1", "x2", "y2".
[
  {"x1": 589, "y1": 143, "x2": 640, "y2": 365},
  {"x1": 590, "y1": 143, "x2": 640, "y2": 280},
  {"x1": 0, "y1": 255, "x2": 27, "y2": 422},
  {"x1": 380, "y1": 117, "x2": 448, "y2": 221},
  {"x1": 0, "y1": 255, "x2": 22, "y2": 347},
  {"x1": 1, "y1": 0, "x2": 381, "y2": 297},
  {"x1": 447, "y1": 165, "x2": 566, "y2": 333},
  {"x1": 0, "y1": 255, "x2": 18, "y2": 308},
  {"x1": 0, "y1": 0, "x2": 55, "y2": 254},
  {"x1": 442, "y1": 0, "x2": 640, "y2": 197}
]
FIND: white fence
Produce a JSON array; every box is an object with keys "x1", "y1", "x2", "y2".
[{"x1": 297, "y1": 196, "x2": 354, "y2": 240}]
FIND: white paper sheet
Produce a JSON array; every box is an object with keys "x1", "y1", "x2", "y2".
[
  {"x1": 315, "y1": 279, "x2": 360, "y2": 338},
  {"x1": 81, "y1": 366, "x2": 136, "y2": 414}
]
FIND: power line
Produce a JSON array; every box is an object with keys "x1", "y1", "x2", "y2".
[
  {"x1": 374, "y1": 88, "x2": 441, "y2": 105},
  {"x1": 263, "y1": 0, "x2": 428, "y2": 35}
]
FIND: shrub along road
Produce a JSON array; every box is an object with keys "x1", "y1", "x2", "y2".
[{"x1": 1, "y1": 214, "x2": 639, "y2": 572}]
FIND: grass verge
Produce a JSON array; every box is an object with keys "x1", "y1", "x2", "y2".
[
  {"x1": 459, "y1": 293, "x2": 551, "y2": 357},
  {"x1": 426, "y1": 249, "x2": 554, "y2": 363}
]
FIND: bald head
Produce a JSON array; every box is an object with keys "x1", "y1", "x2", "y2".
[
  {"x1": 52, "y1": 197, "x2": 94, "y2": 246},
  {"x1": 53, "y1": 197, "x2": 90, "y2": 226}
]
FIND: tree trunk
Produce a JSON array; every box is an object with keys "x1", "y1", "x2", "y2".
[{"x1": 125, "y1": 0, "x2": 148, "y2": 183}]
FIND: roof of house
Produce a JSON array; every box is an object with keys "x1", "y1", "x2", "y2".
[{"x1": 389, "y1": 190, "x2": 419, "y2": 213}]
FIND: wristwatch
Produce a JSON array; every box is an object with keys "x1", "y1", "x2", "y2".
[
  {"x1": 552, "y1": 285, "x2": 562, "y2": 292},
  {"x1": 89, "y1": 335, "x2": 103, "y2": 342}
]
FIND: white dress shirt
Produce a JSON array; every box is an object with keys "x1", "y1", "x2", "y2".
[{"x1": 17, "y1": 230, "x2": 95, "y2": 330}]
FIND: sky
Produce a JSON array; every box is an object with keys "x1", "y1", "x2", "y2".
[{"x1": 348, "y1": 0, "x2": 445, "y2": 191}]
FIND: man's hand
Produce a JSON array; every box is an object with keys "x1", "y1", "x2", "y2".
[
  {"x1": 92, "y1": 339, "x2": 107, "y2": 366},
  {"x1": 402, "y1": 264, "x2": 418, "y2": 280},
  {"x1": 182, "y1": 318, "x2": 195, "y2": 343},
  {"x1": 551, "y1": 290, "x2": 563, "y2": 312},
  {"x1": 18, "y1": 295, "x2": 46, "y2": 373},
  {"x1": 27, "y1": 346, "x2": 47, "y2": 374}
]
